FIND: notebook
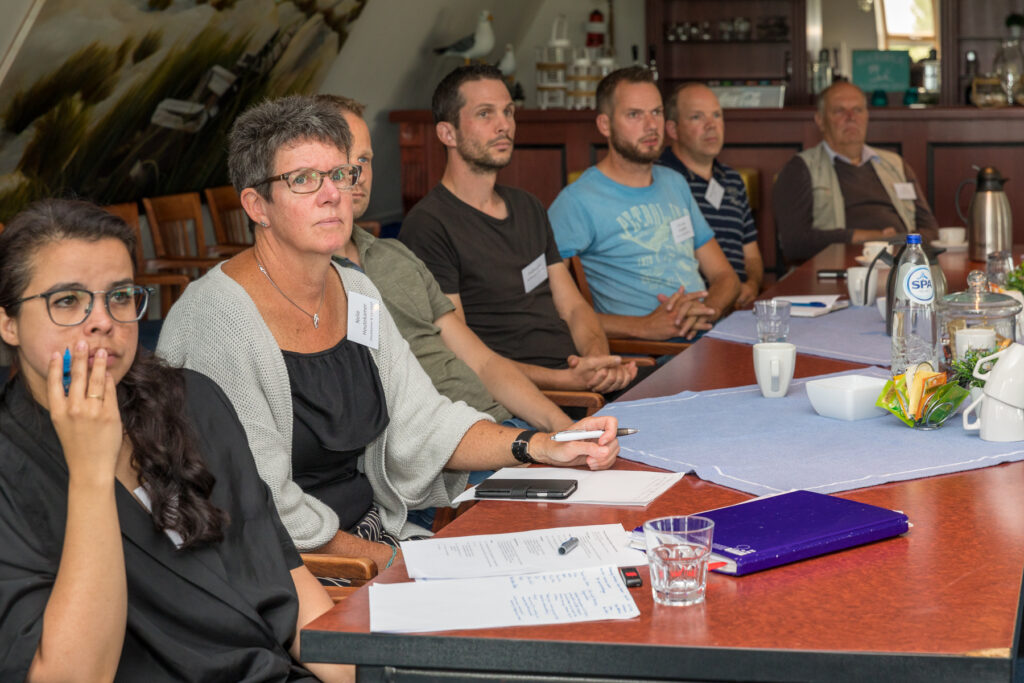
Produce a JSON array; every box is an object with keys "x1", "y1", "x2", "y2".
[
  {"x1": 633, "y1": 490, "x2": 909, "y2": 576},
  {"x1": 773, "y1": 295, "x2": 849, "y2": 318}
]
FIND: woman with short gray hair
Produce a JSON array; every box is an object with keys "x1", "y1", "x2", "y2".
[{"x1": 158, "y1": 95, "x2": 621, "y2": 571}]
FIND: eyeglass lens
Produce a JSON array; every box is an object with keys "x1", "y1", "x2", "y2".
[
  {"x1": 286, "y1": 166, "x2": 359, "y2": 193},
  {"x1": 46, "y1": 286, "x2": 149, "y2": 326}
]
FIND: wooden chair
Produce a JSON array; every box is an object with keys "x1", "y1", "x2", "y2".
[
  {"x1": 103, "y1": 202, "x2": 190, "y2": 317},
  {"x1": 568, "y1": 256, "x2": 691, "y2": 357},
  {"x1": 204, "y1": 185, "x2": 254, "y2": 248},
  {"x1": 301, "y1": 553, "x2": 378, "y2": 603},
  {"x1": 142, "y1": 192, "x2": 245, "y2": 265}
]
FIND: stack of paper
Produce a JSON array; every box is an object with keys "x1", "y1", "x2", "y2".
[
  {"x1": 400, "y1": 524, "x2": 645, "y2": 580},
  {"x1": 369, "y1": 565, "x2": 640, "y2": 633},
  {"x1": 452, "y1": 467, "x2": 684, "y2": 506}
]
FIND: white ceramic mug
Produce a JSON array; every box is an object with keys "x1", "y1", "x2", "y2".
[
  {"x1": 974, "y1": 343, "x2": 1024, "y2": 408},
  {"x1": 862, "y1": 241, "x2": 889, "y2": 261},
  {"x1": 955, "y1": 327, "x2": 997, "y2": 360},
  {"x1": 753, "y1": 342, "x2": 796, "y2": 398},
  {"x1": 846, "y1": 266, "x2": 879, "y2": 307},
  {"x1": 938, "y1": 227, "x2": 966, "y2": 244},
  {"x1": 963, "y1": 393, "x2": 1024, "y2": 442}
]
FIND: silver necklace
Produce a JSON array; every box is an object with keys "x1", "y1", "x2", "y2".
[{"x1": 255, "y1": 250, "x2": 325, "y2": 329}]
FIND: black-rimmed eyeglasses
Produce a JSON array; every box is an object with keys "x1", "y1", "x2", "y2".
[
  {"x1": 254, "y1": 164, "x2": 362, "y2": 194},
  {"x1": 13, "y1": 285, "x2": 154, "y2": 326}
]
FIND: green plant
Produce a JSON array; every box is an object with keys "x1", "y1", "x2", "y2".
[
  {"x1": 949, "y1": 346, "x2": 997, "y2": 389},
  {"x1": 1005, "y1": 262, "x2": 1024, "y2": 293}
]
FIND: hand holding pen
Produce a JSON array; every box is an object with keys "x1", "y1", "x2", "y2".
[{"x1": 532, "y1": 416, "x2": 620, "y2": 470}]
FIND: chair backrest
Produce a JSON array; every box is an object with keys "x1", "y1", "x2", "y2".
[
  {"x1": 568, "y1": 255, "x2": 594, "y2": 305},
  {"x1": 203, "y1": 185, "x2": 253, "y2": 246},
  {"x1": 142, "y1": 192, "x2": 206, "y2": 259},
  {"x1": 103, "y1": 202, "x2": 145, "y2": 265}
]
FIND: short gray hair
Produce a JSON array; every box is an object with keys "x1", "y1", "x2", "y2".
[
  {"x1": 817, "y1": 80, "x2": 865, "y2": 118},
  {"x1": 228, "y1": 95, "x2": 353, "y2": 200}
]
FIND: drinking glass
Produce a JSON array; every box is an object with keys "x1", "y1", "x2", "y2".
[
  {"x1": 754, "y1": 299, "x2": 791, "y2": 342},
  {"x1": 643, "y1": 515, "x2": 715, "y2": 606},
  {"x1": 987, "y1": 250, "x2": 1014, "y2": 288}
]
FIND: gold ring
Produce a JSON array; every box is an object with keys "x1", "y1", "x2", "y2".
[{"x1": 87, "y1": 394, "x2": 103, "y2": 399}]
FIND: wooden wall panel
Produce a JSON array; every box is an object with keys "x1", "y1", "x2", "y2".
[
  {"x1": 929, "y1": 144, "x2": 1024, "y2": 239},
  {"x1": 495, "y1": 146, "x2": 566, "y2": 208}
]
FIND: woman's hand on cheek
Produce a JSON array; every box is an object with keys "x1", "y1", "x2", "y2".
[{"x1": 47, "y1": 341, "x2": 124, "y2": 485}]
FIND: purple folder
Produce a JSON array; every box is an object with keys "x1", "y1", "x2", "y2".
[{"x1": 698, "y1": 490, "x2": 909, "y2": 576}]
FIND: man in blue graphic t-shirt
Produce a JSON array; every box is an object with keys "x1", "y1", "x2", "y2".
[{"x1": 549, "y1": 67, "x2": 740, "y2": 341}]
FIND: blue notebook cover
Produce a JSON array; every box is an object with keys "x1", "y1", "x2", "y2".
[{"x1": 634, "y1": 490, "x2": 909, "y2": 576}]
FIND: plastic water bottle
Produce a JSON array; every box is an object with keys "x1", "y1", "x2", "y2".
[{"x1": 890, "y1": 234, "x2": 937, "y2": 376}]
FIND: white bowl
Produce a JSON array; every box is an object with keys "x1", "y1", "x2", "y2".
[{"x1": 805, "y1": 375, "x2": 889, "y2": 421}]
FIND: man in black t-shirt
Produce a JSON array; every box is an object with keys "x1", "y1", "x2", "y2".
[{"x1": 400, "y1": 65, "x2": 638, "y2": 395}]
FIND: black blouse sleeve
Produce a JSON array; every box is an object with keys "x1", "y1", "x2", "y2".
[{"x1": 0, "y1": 438, "x2": 60, "y2": 680}]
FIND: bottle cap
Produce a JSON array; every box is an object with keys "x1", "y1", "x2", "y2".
[{"x1": 906, "y1": 234, "x2": 922, "y2": 244}]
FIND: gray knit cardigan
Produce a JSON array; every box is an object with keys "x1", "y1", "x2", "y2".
[{"x1": 157, "y1": 263, "x2": 488, "y2": 550}]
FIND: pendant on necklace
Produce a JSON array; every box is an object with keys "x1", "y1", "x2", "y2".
[{"x1": 313, "y1": 313, "x2": 320, "y2": 329}]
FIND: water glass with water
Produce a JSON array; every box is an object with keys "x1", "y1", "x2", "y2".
[
  {"x1": 643, "y1": 515, "x2": 715, "y2": 606},
  {"x1": 754, "y1": 299, "x2": 791, "y2": 343}
]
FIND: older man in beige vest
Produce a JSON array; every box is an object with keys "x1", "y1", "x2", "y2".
[{"x1": 773, "y1": 81, "x2": 938, "y2": 264}]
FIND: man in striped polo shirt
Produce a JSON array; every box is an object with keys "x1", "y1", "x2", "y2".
[{"x1": 659, "y1": 83, "x2": 764, "y2": 309}]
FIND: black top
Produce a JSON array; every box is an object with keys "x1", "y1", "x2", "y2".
[
  {"x1": 0, "y1": 370, "x2": 313, "y2": 682},
  {"x1": 399, "y1": 184, "x2": 578, "y2": 369},
  {"x1": 283, "y1": 338, "x2": 389, "y2": 531}
]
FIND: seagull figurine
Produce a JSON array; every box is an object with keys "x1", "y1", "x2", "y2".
[
  {"x1": 434, "y1": 10, "x2": 495, "y2": 64},
  {"x1": 496, "y1": 43, "x2": 516, "y2": 79}
]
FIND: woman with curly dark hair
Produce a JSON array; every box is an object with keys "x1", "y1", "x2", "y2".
[{"x1": 0, "y1": 199, "x2": 351, "y2": 682}]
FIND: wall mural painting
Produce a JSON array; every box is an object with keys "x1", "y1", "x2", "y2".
[{"x1": 0, "y1": 0, "x2": 367, "y2": 221}]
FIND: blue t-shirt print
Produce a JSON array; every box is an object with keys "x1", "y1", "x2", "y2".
[{"x1": 613, "y1": 200, "x2": 702, "y2": 293}]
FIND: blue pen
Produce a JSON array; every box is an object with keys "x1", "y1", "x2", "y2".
[
  {"x1": 62, "y1": 348, "x2": 71, "y2": 396},
  {"x1": 788, "y1": 301, "x2": 828, "y2": 307}
]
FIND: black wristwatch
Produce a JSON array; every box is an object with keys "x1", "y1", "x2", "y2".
[{"x1": 511, "y1": 429, "x2": 539, "y2": 465}]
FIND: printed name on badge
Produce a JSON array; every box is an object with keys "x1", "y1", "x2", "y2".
[
  {"x1": 347, "y1": 291, "x2": 380, "y2": 349},
  {"x1": 670, "y1": 215, "x2": 695, "y2": 245},
  {"x1": 521, "y1": 253, "x2": 548, "y2": 293},
  {"x1": 894, "y1": 182, "x2": 917, "y2": 200},
  {"x1": 704, "y1": 178, "x2": 725, "y2": 210}
]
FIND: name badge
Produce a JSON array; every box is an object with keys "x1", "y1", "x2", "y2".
[
  {"x1": 521, "y1": 253, "x2": 548, "y2": 293},
  {"x1": 894, "y1": 182, "x2": 917, "y2": 200},
  {"x1": 670, "y1": 215, "x2": 694, "y2": 244},
  {"x1": 704, "y1": 178, "x2": 725, "y2": 210},
  {"x1": 347, "y1": 291, "x2": 380, "y2": 349}
]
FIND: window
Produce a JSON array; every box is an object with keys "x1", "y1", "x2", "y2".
[{"x1": 877, "y1": 0, "x2": 939, "y2": 62}]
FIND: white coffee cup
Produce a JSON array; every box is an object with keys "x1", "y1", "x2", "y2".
[
  {"x1": 753, "y1": 342, "x2": 796, "y2": 398},
  {"x1": 955, "y1": 327, "x2": 997, "y2": 360},
  {"x1": 963, "y1": 393, "x2": 1024, "y2": 442},
  {"x1": 974, "y1": 343, "x2": 1024, "y2": 408},
  {"x1": 862, "y1": 241, "x2": 889, "y2": 261},
  {"x1": 846, "y1": 266, "x2": 879, "y2": 306},
  {"x1": 938, "y1": 227, "x2": 966, "y2": 245}
]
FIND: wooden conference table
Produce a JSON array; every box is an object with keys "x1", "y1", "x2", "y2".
[{"x1": 303, "y1": 245, "x2": 1024, "y2": 682}]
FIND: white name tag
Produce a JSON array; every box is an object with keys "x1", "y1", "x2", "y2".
[
  {"x1": 521, "y1": 253, "x2": 548, "y2": 293},
  {"x1": 670, "y1": 215, "x2": 694, "y2": 244},
  {"x1": 704, "y1": 178, "x2": 725, "y2": 210},
  {"x1": 346, "y1": 291, "x2": 380, "y2": 349},
  {"x1": 894, "y1": 182, "x2": 917, "y2": 200}
]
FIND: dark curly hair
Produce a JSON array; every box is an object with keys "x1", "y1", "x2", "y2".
[{"x1": 0, "y1": 199, "x2": 227, "y2": 548}]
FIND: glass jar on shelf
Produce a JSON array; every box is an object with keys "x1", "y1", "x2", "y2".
[{"x1": 993, "y1": 39, "x2": 1024, "y2": 105}]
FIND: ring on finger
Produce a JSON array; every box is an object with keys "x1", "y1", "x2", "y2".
[{"x1": 87, "y1": 393, "x2": 103, "y2": 399}]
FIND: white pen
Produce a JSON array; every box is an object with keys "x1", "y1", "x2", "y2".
[{"x1": 550, "y1": 427, "x2": 639, "y2": 442}]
